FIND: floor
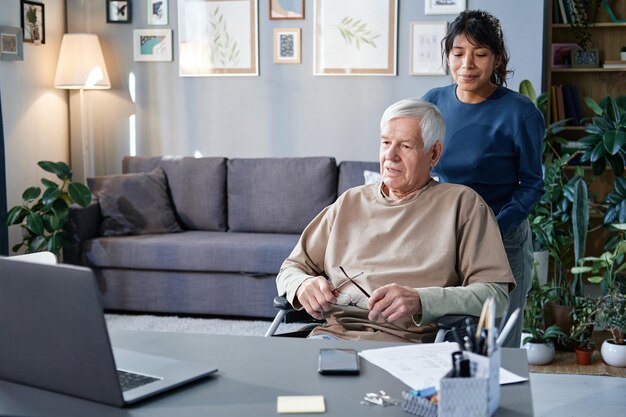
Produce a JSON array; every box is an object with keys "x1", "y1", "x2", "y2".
[{"x1": 530, "y1": 373, "x2": 625, "y2": 416}]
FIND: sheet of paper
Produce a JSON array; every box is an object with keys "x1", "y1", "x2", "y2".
[
  {"x1": 358, "y1": 342, "x2": 528, "y2": 390},
  {"x1": 277, "y1": 395, "x2": 326, "y2": 414}
]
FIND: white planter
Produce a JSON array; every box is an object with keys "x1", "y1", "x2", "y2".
[
  {"x1": 523, "y1": 342, "x2": 555, "y2": 365},
  {"x1": 601, "y1": 340, "x2": 626, "y2": 367},
  {"x1": 533, "y1": 250, "x2": 549, "y2": 286}
]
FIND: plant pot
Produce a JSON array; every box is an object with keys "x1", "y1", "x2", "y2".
[
  {"x1": 533, "y1": 250, "x2": 549, "y2": 286},
  {"x1": 523, "y1": 342, "x2": 555, "y2": 365},
  {"x1": 544, "y1": 303, "x2": 574, "y2": 351},
  {"x1": 601, "y1": 340, "x2": 626, "y2": 367},
  {"x1": 575, "y1": 346, "x2": 593, "y2": 365}
]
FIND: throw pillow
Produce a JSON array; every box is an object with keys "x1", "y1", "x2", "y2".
[
  {"x1": 88, "y1": 167, "x2": 183, "y2": 236},
  {"x1": 363, "y1": 170, "x2": 381, "y2": 185}
]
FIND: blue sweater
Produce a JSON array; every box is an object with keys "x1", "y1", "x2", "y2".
[{"x1": 423, "y1": 85, "x2": 544, "y2": 235}]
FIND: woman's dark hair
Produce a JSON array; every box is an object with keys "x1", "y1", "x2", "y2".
[{"x1": 442, "y1": 10, "x2": 511, "y2": 86}]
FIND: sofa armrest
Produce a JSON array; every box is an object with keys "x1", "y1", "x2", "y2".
[{"x1": 63, "y1": 199, "x2": 101, "y2": 264}]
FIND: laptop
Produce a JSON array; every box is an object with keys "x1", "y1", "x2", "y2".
[{"x1": 0, "y1": 257, "x2": 218, "y2": 406}]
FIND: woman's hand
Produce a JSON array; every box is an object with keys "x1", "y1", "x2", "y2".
[
  {"x1": 295, "y1": 276, "x2": 337, "y2": 320},
  {"x1": 367, "y1": 283, "x2": 422, "y2": 322}
]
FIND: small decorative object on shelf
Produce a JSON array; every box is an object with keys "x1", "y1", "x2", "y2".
[
  {"x1": 571, "y1": 47, "x2": 599, "y2": 68},
  {"x1": 620, "y1": 46, "x2": 626, "y2": 60}
]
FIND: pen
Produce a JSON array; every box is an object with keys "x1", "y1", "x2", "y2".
[{"x1": 496, "y1": 307, "x2": 520, "y2": 347}]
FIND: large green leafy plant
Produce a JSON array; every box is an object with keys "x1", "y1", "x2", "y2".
[
  {"x1": 578, "y1": 95, "x2": 626, "y2": 176},
  {"x1": 4, "y1": 161, "x2": 92, "y2": 256}
]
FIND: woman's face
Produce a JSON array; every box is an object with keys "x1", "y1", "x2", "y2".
[{"x1": 448, "y1": 33, "x2": 497, "y2": 103}]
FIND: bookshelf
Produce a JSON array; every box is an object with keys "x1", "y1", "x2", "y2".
[
  {"x1": 543, "y1": 1, "x2": 626, "y2": 256},
  {"x1": 544, "y1": 1, "x2": 626, "y2": 122}
]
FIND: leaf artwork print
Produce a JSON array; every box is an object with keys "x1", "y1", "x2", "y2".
[
  {"x1": 336, "y1": 16, "x2": 380, "y2": 49},
  {"x1": 208, "y1": 7, "x2": 241, "y2": 67}
]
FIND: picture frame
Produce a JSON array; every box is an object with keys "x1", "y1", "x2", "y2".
[
  {"x1": 571, "y1": 47, "x2": 599, "y2": 68},
  {"x1": 0, "y1": 26, "x2": 24, "y2": 61},
  {"x1": 551, "y1": 43, "x2": 577, "y2": 68},
  {"x1": 106, "y1": 0, "x2": 132, "y2": 23},
  {"x1": 274, "y1": 28, "x2": 301, "y2": 64},
  {"x1": 409, "y1": 21, "x2": 447, "y2": 75},
  {"x1": 148, "y1": 0, "x2": 168, "y2": 25},
  {"x1": 269, "y1": 0, "x2": 304, "y2": 20},
  {"x1": 314, "y1": 0, "x2": 397, "y2": 76},
  {"x1": 424, "y1": 0, "x2": 466, "y2": 16},
  {"x1": 20, "y1": 1, "x2": 45, "y2": 45},
  {"x1": 133, "y1": 29, "x2": 172, "y2": 61},
  {"x1": 178, "y1": 0, "x2": 259, "y2": 76}
]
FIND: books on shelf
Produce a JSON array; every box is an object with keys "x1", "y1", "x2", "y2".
[
  {"x1": 549, "y1": 83, "x2": 584, "y2": 126},
  {"x1": 603, "y1": 60, "x2": 626, "y2": 69}
]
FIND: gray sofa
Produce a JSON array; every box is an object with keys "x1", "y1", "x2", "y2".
[{"x1": 65, "y1": 156, "x2": 378, "y2": 318}]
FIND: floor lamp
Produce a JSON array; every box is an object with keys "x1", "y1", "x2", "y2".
[{"x1": 54, "y1": 33, "x2": 111, "y2": 182}]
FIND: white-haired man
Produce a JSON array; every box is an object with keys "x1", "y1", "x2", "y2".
[{"x1": 276, "y1": 98, "x2": 515, "y2": 342}]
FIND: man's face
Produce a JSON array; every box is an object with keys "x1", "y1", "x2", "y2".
[{"x1": 379, "y1": 117, "x2": 440, "y2": 199}]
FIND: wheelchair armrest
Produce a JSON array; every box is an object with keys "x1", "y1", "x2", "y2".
[
  {"x1": 273, "y1": 296, "x2": 294, "y2": 311},
  {"x1": 436, "y1": 314, "x2": 479, "y2": 331}
]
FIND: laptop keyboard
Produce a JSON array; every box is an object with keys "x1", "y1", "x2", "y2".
[{"x1": 117, "y1": 369, "x2": 160, "y2": 392}]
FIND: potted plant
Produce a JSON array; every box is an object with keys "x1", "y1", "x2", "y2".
[
  {"x1": 572, "y1": 223, "x2": 626, "y2": 366},
  {"x1": 522, "y1": 325, "x2": 568, "y2": 365},
  {"x1": 4, "y1": 161, "x2": 92, "y2": 257},
  {"x1": 597, "y1": 286, "x2": 626, "y2": 367},
  {"x1": 578, "y1": 95, "x2": 626, "y2": 176},
  {"x1": 569, "y1": 0, "x2": 603, "y2": 51},
  {"x1": 522, "y1": 269, "x2": 567, "y2": 364},
  {"x1": 569, "y1": 296, "x2": 599, "y2": 365}
]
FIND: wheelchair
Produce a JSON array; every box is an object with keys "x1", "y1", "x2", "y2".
[{"x1": 264, "y1": 295, "x2": 478, "y2": 344}]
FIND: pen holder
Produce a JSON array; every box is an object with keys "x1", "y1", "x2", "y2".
[
  {"x1": 438, "y1": 348, "x2": 500, "y2": 417},
  {"x1": 401, "y1": 391, "x2": 438, "y2": 417}
]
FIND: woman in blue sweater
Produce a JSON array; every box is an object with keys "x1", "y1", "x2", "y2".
[{"x1": 423, "y1": 10, "x2": 544, "y2": 348}]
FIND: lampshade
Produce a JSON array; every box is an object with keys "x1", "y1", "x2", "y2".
[{"x1": 54, "y1": 33, "x2": 111, "y2": 90}]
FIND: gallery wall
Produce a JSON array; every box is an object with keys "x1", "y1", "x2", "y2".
[{"x1": 67, "y1": 0, "x2": 545, "y2": 176}]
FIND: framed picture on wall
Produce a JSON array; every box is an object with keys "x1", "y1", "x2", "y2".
[
  {"x1": 314, "y1": 0, "x2": 397, "y2": 76},
  {"x1": 107, "y1": 0, "x2": 132, "y2": 23},
  {"x1": 178, "y1": 0, "x2": 258, "y2": 76},
  {"x1": 269, "y1": 0, "x2": 304, "y2": 20},
  {"x1": 424, "y1": 0, "x2": 466, "y2": 16},
  {"x1": 148, "y1": 0, "x2": 168, "y2": 25},
  {"x1": 0, "y1": 26, "x2": 24, "y2": 61},
  {"x1": 409, "y1": 21, "x2": 447, "y2": 75},
  {"x1": 274, "y1": 28, "x2": 301, "y2": 64},
  {"x1": 133, "y1": 29, "x2": 172, "y2": 61},
  {"x1": 20, "y1": 0, "x2": 45, "y2": 44}
]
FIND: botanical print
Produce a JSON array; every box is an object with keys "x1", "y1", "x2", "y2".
[
  {"x1": 314, "y1": 0, "x2": 396, "y2": 75},
  {"x1": 179, "y1": 0, "x2": 258, "y2": 76},
  {"x1": 207, "y1": 7, "x2": 241, "y2": 66},
  {"x1": 409, "y1": 22, "x2": 447, "y2": 75},
  {"x1": 336, "y1": 16, "x2": 381, "y2": 49}
]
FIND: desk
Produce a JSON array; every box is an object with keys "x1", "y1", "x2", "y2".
[{"x1": 0, "y1": 331, "x2": 533, "y2": 416}]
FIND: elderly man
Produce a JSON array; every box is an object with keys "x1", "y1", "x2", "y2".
[{"x1": 276, "y1": 98, "x2": 515, "y2": 342}]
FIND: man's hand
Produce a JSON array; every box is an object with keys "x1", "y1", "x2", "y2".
[
  {"x1": 367, "y1": 283, "x2": 422, "y2": 322},
  {"x1": 295, "y1": 276, "x2": 337, "y2": 320}
]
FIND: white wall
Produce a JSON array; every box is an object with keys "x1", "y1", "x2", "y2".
[
  {"x1": 65, "y1": 0, "x2": 545, "y2": 176},
  {"x1": 0, "y1": 0, "x2": 69, "y2": 253}
]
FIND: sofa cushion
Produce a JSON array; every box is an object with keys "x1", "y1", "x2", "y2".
[
  {"x1": 337, "y1": 161, "x2": 379, "y2": 195},
  {"x1": 88, "y1": 168, "x2": 183, "y2": 237},
  {"x1": 227, "y1": 157, "x2": 337, "y2": 233},
  {"x1": 123, "y1": 156, "x2": 227, "y2": 231},
  {"x1": 82, "y1": 231, "x2": 300, "y2": 275}
]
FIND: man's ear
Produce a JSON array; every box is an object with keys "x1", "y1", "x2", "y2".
[{"x1": 430, "y1": 141, "x2": 443, "y2": 167}]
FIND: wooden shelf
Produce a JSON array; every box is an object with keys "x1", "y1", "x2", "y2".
[
  {"x1": 552, "y1": 22, "x2": 626, "y2": 28},
  {"x1": 552, "y1": 68, "x2": 626, "y2": 72}
]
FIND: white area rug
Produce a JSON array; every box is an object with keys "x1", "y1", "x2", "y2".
[{"x1": 105, "y1": 314, "x2": 305, "y2": 336}]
